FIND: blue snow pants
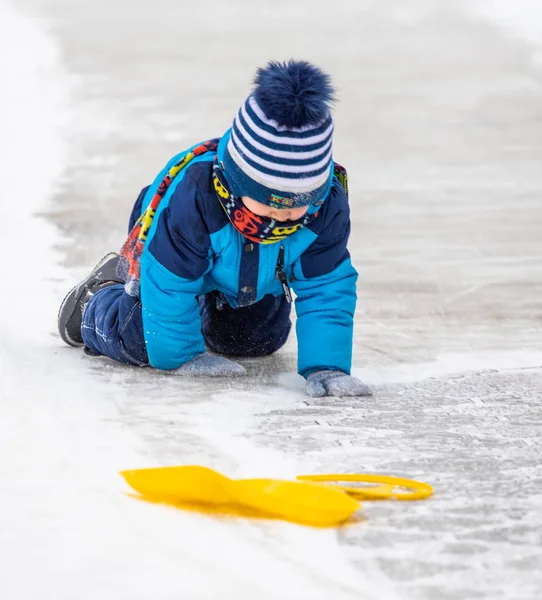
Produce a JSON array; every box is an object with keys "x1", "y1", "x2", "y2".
[{"x1": 81, "y1": 285, "x2": 291, "y2": 367}]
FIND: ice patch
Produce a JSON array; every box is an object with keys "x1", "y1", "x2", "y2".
[{"x1": 357, "y1": 351, "x2": 542, "y2": 385}]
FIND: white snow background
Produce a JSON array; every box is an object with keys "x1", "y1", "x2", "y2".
[{"x1": 473, "y1": 0, "x2": 542, "y2": 49}]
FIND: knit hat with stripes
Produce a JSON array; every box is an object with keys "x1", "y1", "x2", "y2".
[{"x1": 219, "y1": 60, "x2": 336, "y2": 208}]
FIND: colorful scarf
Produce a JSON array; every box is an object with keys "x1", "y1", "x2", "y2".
[
  {"x1": 212, "y1": 160, "x2": 319, "y2": 245},
  {"x1": 119, "y1": 139, "x2": 219, "y2": 296}
]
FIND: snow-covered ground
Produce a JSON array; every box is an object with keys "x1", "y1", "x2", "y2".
[{"x1": 1, "y1": 0, "x2": 541, "y2": 599}]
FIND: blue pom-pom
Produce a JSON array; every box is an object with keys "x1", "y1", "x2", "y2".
[{"x1": 253, "y1": 60, "x2": 335, "y2": 129}]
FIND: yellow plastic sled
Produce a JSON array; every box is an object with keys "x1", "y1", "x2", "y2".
[
  {"x1": 121, "y1": 465, "x2": 360, "y2": 527},
  {"x1": 121, "y1": 465, "x2": 433, "y2": 527}
]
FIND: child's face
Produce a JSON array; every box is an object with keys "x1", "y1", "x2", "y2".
[{"x1": 242, "y1": 196, "x2": 309, "y2": 222}]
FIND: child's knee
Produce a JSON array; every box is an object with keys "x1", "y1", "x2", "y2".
[{"x1": 82, "y1": 285, "x2": 148, "y2": 366}]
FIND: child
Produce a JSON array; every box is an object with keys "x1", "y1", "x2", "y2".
[{"x1": 58, "y1": 60, "x2": 371, "y2": 398}]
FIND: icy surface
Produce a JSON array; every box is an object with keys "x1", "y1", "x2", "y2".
[{"x1": 2, "y1": 0, "x2": 542, "y2": 598}]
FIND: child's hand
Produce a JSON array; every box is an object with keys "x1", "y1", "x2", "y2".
[
  {"x1": 306, "y1": 370, "x2": 372, "y2": 398},
  {"x1": 173, "y1": 353, "x2": 246, "y2": 377}
]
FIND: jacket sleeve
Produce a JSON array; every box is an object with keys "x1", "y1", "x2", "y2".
[
  {"x1": 139, "y1": 171, "x2": 213, "y2": 370},
  {"x1": 291, "y1": 181, "x2": 358, "y2": 378}
]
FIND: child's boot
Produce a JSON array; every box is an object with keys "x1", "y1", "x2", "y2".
[{"x1": 58, "y1": 253, "x2": 123, "y2": 347}]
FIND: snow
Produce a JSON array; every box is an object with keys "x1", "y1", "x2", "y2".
[
  {"x1": 2, "y1": 0, "x2": 542, "y2": 598},
  {"x1": 470, "y1": 0, "x2": 542, "y2": 71},
  {"x1": 471, "y1": 0, "x2": 542, "y2": 46}
]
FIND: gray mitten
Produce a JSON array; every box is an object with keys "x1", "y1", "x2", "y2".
[
  {"x1": 174, "y1": 353, "x2": 246, "y2": 377},
  {"x1": 306, "y1": 370, "x2": 372, "y2": 398}
]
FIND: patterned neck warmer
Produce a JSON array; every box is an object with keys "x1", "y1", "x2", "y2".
[{"x1": 212, "y1": 160, "x2": 319, "y2": 245}]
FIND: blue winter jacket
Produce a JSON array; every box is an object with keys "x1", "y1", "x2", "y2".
[{"x1": 133, "y1": 137, "x2": 358, "y2": 377}]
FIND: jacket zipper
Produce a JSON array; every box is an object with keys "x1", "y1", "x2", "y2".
[{"x1": 275, "y1": 246, "x2": 292, "y2": 304}]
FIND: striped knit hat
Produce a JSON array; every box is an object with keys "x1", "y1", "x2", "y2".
[{"x1": 219, "y1": 60, "x2": 336, "y2": 208}]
